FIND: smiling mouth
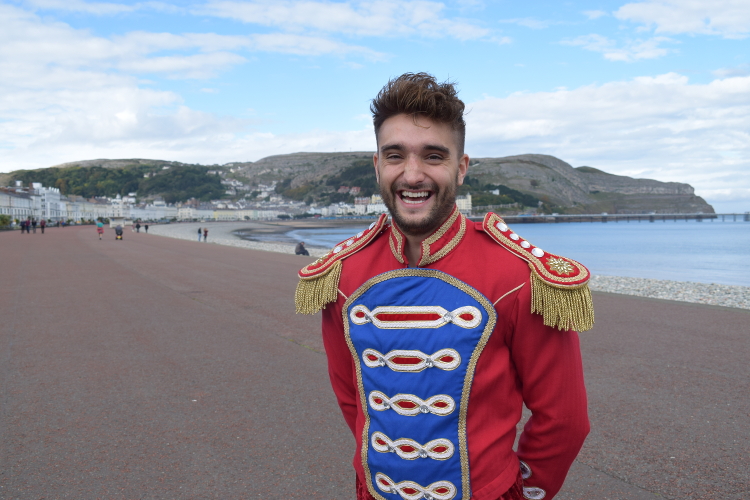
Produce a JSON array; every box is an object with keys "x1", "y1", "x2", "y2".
[{"x1": 399, "y1": 190, "x2": 432, "y2": 205}]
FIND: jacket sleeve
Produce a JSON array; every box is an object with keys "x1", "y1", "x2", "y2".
[
  {"x1": 510, "y1": 279, "x2": 590, "y2": 499},
  {"x1": 321, "y1": 297, "x2": 359, "y2": 435}
]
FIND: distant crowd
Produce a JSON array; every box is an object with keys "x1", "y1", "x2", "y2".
[{"x1": 15, "y1": 217, "x2": 52, "y2": 233}]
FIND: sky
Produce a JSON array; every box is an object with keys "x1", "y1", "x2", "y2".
[{"x1": 1, "y1": 0, "x2": 749, "y2": 212}]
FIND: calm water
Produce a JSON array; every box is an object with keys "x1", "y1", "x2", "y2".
[{"x1": 280, "y1": 219, "x2": 750, "y2": 287}]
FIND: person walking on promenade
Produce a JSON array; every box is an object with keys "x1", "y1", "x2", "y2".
[
  {"x1": 96, "y1": 220, "x2": 104, "y2": 240},
  {"x1": 197, "y1": 227, "x2": 202, "y2": 241},
  {"x1": 144, "y1": 224, "x2": 149, "y2": 233},
  {"x1": 294, "y1": 241, "x2": 309, "y2": 256},
  {"x1": 203, "y1": 227, "x2": 208, "y2": 242},
  {"x1": 26, "y1": 218, "x2": 32, "y2": 233},
  {"x1": 40, "y1": 219, "x2": 46, "y2": 234},
  {"x1": 31, "y1": 218, "x2": 37, "y2": 233},
  {"x1": 136, "y1": 222, "x2": 141, "y2": 233},
  {"x1": 295, "y1": 73, "x2": 594, "y2": 500}
]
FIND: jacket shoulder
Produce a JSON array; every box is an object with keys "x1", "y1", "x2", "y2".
[
  {"x1": 481, "y1": 212, "x2": 590, "y2": 288},
  {"x1": 298, "y1": 213, "x2": 388, "y2": 279},
  {"x1": 295, "y1": 214, "x2": 388, "y2": 314},
  {"x1": 481, "y1": 212, "x2": 595, "y2": 331}
]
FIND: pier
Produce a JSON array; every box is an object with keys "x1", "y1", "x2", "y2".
[{"x1": 486, "y1": 212, "x2": 750, "y2": 224}]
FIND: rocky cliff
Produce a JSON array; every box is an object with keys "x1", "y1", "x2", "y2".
[
  {"x1": 230, "y1": 152, "x2": 714, "y2": 214},
  {"x1": 467, "y1": 154, "x2": 712, "y2": 213}
]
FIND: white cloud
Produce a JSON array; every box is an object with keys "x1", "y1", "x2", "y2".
[
  {"x1": 616, "y1": 0, "x2": 750, "y2": 39},
  {"x1": 499, "y1": 17, "x2": 556, "y2": 29},
  {"x1": 23, "y1": 0, "x2": 190, "y2": 15},
  {"x1": 583, "y1": 10, "x2": 607, "y2": 20},
  {"x1": 0, "y1": 123, "x2": 377, "y2": 172},
  {"x1": 0, "y1": 5, "x2": 386, "y2": 89},
  {"x1": 199, "y1": 0, "x2": 491, "y2": 40},
  {"x1": 465, "y1": 73, "x2": 750, "y2": 208},
  {"x1": 713, "y1": 63, "x2": 750, "y2": 78},
  {"x1": 561, "y1": 34, "x2": 675, "y2": 61},
  {"x1": 0, "y1": 3, "x2": 382, "y2": 172},
  {"x1": 23, "y1": 0, "x2": 135, "y2": 15},
  {"x1": 249, "y1": 33, "x2": 384, "y2": 59}
]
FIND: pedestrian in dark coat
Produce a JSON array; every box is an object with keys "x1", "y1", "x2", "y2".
[{"x1": 295, "y1": 241, "x2": 310, "y2": 256}]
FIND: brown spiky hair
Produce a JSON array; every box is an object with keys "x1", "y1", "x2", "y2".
[{"x1": 370, "y1": 72, "x2": 466, "y2": 155}]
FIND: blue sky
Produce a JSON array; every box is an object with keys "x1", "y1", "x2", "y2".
[{"x1": 1, "y1": 0, "x2": 749, "y2": 211}]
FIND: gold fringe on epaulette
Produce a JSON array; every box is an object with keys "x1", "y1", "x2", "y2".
[
  {"x1": 531, "y1": 272, "x2": 595, "y2": 332},
  {"x1": 294, "y1": 260, "x2": 342, "y2": 314}
]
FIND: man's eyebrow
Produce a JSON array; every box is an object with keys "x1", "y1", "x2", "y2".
[
  {"x1": 423, "y1": 144, "x2": 450, "y2": 154},
  {"x1": 379, "y1": 143, "x2": 451, "y2": 154},
  {"x1": 379, "y1": 143, "x2": 404, "y2": 152}
]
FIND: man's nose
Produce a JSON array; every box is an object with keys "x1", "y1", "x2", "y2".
[{"x1": 402, "y1": 155, "x2": 426, "y2": 185}]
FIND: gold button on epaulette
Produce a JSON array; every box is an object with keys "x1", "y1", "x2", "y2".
[
  {"x1": 295, "y1": 214, "x2": 389, "y2": 314},
  {"x1": 482, "y1": 213, "x2": 594, "y2": 332}
]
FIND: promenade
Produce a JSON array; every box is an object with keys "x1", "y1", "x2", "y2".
[{"x1": 1, "y1": 226, "x2": 748, "y2": 499}]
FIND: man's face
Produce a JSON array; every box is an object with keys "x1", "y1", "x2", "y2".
[{"x1": 374, "y1": 113, "x2": 468, "y2": 237}]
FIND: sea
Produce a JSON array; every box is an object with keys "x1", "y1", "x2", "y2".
[{"x1": 273, "y1": 218, "x2": 750, "y2": 287}]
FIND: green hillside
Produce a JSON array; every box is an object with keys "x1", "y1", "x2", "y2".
[{"x1": 10, "y1": 163, "x2": 224, "y2": 203}]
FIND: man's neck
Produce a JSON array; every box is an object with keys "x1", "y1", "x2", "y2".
[
  {"x1": 403, "y1": 232, "x2": 425, "y2": 267},
  {"x1": 399, "y1": 210, "x2": 456, "y2": 266}
]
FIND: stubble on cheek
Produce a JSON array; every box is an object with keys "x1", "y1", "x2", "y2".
[{"x1": 379, "y1": 175, "x2": 458, "y2": 238}]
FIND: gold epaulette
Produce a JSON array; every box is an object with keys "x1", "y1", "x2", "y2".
[
  {"x1": 482, "y1": 213, "x2": 594, "y2": 332},
  {"x1": 295, "y1": 214, "x2": 389, "y2": 314}
]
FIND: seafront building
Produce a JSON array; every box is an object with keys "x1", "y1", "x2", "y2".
[
  {"x1": 0, "y1": 188, "x2": 35, "y2": 220},
  {"x1": 456, "y1": 194, "x2": 472, "y2": 215},
  {"x1": 1, "y1": 181, "x2": 297, "y2": 223},
  {"x1": 2, "y1": 180, "x2": 424, "y2": 224}
]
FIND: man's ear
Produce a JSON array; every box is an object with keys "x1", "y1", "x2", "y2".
[
  {"x1": 373, "y1": 153, "x2": 380, "y2": 184},
  {"x1": 457, "y1": 154, "x2": 469, "y2": 186}
]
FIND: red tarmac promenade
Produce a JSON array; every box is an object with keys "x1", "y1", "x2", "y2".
[{"x1": 1, "y1": 226, "x2": 748, "y2": 499}]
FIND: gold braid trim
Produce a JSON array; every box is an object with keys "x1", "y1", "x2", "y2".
[
  {"x1": 295, "y1": 260, "x2": 342, "y2": 314},
  {"x1": 530, "y1": 269, "x2": 594, "y2": 332}
]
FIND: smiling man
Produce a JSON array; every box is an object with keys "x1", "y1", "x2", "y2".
[{"x1": 296, "y1": 73, "x2": 594, "y2": 500}]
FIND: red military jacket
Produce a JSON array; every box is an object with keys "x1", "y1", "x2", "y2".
[{"x1": 298, "y1": 207, "x2": 592, "y2": 500}]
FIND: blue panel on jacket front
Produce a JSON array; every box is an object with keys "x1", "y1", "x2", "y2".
[{"x1": 346, "y1": 270, "x2": 494, "y2": 500}]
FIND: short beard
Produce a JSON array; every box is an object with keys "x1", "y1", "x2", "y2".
[{"x1": 381, "y1": 176, "x2": 458, "y2": 238}]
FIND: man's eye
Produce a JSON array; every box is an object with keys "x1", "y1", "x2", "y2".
[
  {"x1": 386, "y1": 154, "x2": 402, "y2": 160},
  {"x1": 426, "y1": 154, "x2": 444, "y2": 161}
]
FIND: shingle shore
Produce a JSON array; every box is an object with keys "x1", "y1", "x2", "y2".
[
  {"x1": 589, "y1": 275, "x2": 749, "y2": 310},
  {"x1": 147, "y1": 222, "x2": 750, "y2": 310}
]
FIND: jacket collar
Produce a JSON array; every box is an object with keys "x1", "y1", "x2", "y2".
[{"x1": 389, "y1": 205, "x2": 466, "y2": 267}]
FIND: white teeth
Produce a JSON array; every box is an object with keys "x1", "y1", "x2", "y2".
[{"x1": 400, "y1": 191, "x2": 429, "y2": 205}]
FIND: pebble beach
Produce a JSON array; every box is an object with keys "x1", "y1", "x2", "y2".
[{"x1": 147, "y1": 221, "x2": 750, "y2": 311}]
